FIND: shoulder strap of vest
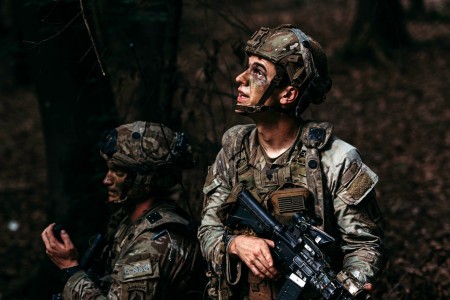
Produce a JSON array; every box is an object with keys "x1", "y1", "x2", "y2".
[
  {"x1": 222, "y1": 124, "x2": 256, "y2": 159},
  {"x1": 300, "y1": 120, "x2": 334, "y2": 231}
]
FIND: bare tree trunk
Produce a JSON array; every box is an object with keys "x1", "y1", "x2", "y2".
[
  {"x1": 14, "y1": 0, "x2": 118, "y2": 228},
  {"x1": 93, "y1": 0, "x2": 183, "y2": 128},
  {"x1": 343, "y1": 0, "x2": 411, "y2": 63},
  {"x1": 8, "y1": 1, "x2": 118, "y2": 298},
  {"x1": 159, "y1": 1, "x2": 183, "y2": 127}
]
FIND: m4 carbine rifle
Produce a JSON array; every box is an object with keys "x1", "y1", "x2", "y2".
[{"x1": 224, "y1": 189, "x2": 367, "y2": 300}]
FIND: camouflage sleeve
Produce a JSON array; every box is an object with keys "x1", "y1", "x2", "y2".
[
  {"x1": 323, "y1": 139, "x2": 386, "y2": 285},
  {"x1": 197, "y1": 148, "x2": 233, "y2": 269},
  {"x1": 335, "y1": 190, "x2": 386, "y2": 284},
  {"x1": 63, "y1": 229, "x2": 199, "y2": 299},
  {"x1": 63, "y1": 270, "x2": 105, "y2": 299}
]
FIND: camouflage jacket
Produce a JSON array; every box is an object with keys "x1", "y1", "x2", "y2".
[
  {"x1": 63, "y1": 201, "x2": 202, "y2": 300},
  {"x1": 198, "y1": 122, "x2": 386, "y2": 295}
]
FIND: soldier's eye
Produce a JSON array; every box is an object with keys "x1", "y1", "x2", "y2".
[
  {"x1": 110, "y1": 168, "x2": 127, "y2": 177},
  {"x1": 251, "y1": 66, "x2": 265, "y2": 78},
  {"x1": 115, "y1": 171, "x2": 126, "y2": 177}
]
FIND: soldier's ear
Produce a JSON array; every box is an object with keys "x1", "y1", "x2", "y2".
[{"x1": 279, "y1": 86, "x2": 299, "y2": 106}]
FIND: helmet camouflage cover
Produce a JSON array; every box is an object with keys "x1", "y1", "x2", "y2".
[
  {"x1": 99, "y1": 121, "x2": 193, "y2": 195},
  {"x1": 245, "y1": 24, "x2": 332, "y2": 114}
]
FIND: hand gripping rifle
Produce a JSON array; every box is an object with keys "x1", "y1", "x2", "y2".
[{"x1": 224, "y1": 189, "x2": 366, "y2": 300}]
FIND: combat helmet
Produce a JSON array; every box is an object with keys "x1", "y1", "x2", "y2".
[
  {"x1": 236, "y1": 24, "x2": 332, "y2": 116},
  {"x1": 98, "y1": 121, "x2": 193, "y2": 203}
]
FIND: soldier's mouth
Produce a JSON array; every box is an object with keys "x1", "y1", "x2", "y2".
[{"x1": 237, "y1": 91, "x2": 249, "y2": 103}]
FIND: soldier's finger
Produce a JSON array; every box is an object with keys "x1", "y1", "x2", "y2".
[
  {"x1": 251, "y1": 259, "x2": 267, "y2": 277},
  {"x1": 41, "y1": 223, "x2": 53, "y2": 237},
  {"x1": 264, "y1": 239, "x2": 275, "y2": 248},
  {"x1": 60, "y1": 230, "x2": 72, "y2": 246},
  {"x1": 257, "y1": 246, "x2": 279, "y2": 277},
  {"x1": 41, "y1": 225, "x2": 56, "y2": 247},
  {"x1": 259, "y1": 242, "x2": 274, "y2": 268},
  {"x1": 41, "y1": 230, "x2": 51, "y2": 248},
  {"x1": 248, "y1": 263, "x2": 263, "y2": 278}
]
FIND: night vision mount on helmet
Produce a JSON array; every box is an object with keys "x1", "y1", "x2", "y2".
[
  {"x1": 235, "y1": 24, "x2": 332, "y2": 117},
  {"x1": 98, "y1": 121, "x2": 193, "y2": 203}
]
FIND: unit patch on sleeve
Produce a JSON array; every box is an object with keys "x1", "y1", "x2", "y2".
[
  {"x1": 338, "y1": 164, "x2": 378, "y2": 205},
  {"x1": 123, "y1": 259, "x2": 156, "y2": 279},
  {"x1": 347, "y1": 172, "x2": 374, "y2": 200}
]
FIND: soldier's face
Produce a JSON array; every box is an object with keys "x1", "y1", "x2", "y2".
[
  {"x1": 235, "y1": 55, "x2": 278, "y2": 108},
  {"x1": 103, "y1": 163, "x2": 128, "y2": 203}
]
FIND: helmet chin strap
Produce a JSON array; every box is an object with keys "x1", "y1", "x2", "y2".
[
  {"x1": 234, "y1": 103, "x2": 290, "y2": 115},
  {"x1": 113, "y1": 196, "x2": 128, "y2": 204}
]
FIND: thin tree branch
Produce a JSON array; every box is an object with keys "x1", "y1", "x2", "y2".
[
  {"x1": 23, "y1": 12, "x2": 81, "y2": 47},
  {"x1": 196, "y1": 0, "x2": 251, "y2": 33},
  {"x1": 80, "y1": 0, "x2": 106, "y2": 76}
]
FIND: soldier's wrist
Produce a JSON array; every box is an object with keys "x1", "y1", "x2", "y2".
[
  {"x1": 224, "y1": 234, "x2": 237, "y2": 254},
  {"x1": 61, "y1": 265, "x2": 82, "y2": 283}
]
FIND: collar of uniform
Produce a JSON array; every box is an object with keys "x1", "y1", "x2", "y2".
[{"x1": 247, "y1": 126, "x2": 303, "y2": 169}]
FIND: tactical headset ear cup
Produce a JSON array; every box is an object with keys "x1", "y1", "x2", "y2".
[
  {"x1": 295, "y1": 75, "x2": 332, "y2": 117},
  {"x1": 149, "y1": 164, "x2": 182, "y2": 191},
  {"x1": 309, "y1": 75, "x2": 332, "y2": 105}
]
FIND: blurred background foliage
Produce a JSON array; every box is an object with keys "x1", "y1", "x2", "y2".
[{"x1": 0, "y1": 0, "x2": 449, "y2": 299}]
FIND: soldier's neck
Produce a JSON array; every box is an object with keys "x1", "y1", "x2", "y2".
[
  {"x1": 255, "y1": 115, "x2": 300, "y2": 159},
  {"x1": 130, "y1": 198, "x2": 155, "y2": 222}
]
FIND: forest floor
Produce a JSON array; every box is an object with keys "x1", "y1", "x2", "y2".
[{"x1": 0, "y1": 1, "x2": 449, "y2": 299}]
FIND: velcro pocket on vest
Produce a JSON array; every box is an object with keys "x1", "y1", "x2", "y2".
[{"x1": 270, "y1": 187, "x2": 313, "y2": 218}]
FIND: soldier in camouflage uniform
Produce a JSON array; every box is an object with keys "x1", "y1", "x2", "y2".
[
  {"x1": 198, "y1": 24, "x2": 386, "y2": 299},
  {"x1": 42, "y1": 121, "x2": 204, "y2": 299}
]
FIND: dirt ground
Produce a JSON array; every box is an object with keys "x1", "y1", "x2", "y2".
[{"x1": 0, "y1": 0, "x2": 449, "y2": 299}]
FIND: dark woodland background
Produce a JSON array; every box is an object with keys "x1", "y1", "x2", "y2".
[{"x1": 0, "y1": 0, "x2": 449, "y2": 299}]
